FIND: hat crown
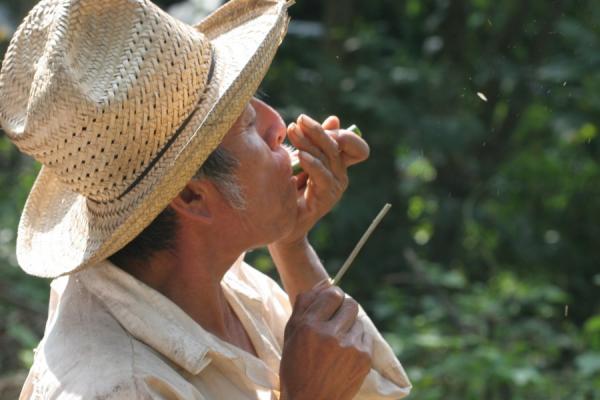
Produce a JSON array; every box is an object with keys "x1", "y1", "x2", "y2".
[{"x1": 0, "y1": 0, "x2": 212, "y2": 202}]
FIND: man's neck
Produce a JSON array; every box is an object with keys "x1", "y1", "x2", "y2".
[{"x1": 117, "y1": 233, "x2": 251, "y2": 351}]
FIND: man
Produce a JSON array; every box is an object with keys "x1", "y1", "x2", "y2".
[{"x1": 0, "y1": 0, "x2": 411, "y2": 398}]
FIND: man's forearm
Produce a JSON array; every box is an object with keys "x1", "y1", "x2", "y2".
[{"x1": 268, "y1": 237, "x2": 329, "y2": 305}]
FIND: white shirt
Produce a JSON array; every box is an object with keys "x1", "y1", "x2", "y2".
[{"x1": 19, "y1": 257, "x2": 411, "y2": 399}]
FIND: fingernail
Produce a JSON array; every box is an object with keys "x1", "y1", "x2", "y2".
[
  {"x1": 323, "y1": 116, "x2": 337, "y2": 126},
  {"x1": 293, "y1": 123, "x2": 304, "y2": 138},
  {"x1": 299, "y1": 114, "x2": 318, "y2": 127},
  {"x1": 304, "y1": 115, "x2": 318, "y2": 126}
]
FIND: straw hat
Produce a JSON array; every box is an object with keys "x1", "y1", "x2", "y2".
[{"x1": 0, "y1": 0, "x2": 291, "y2": 278}]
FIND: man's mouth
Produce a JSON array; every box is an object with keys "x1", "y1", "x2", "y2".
[{"x1": 283, "y1": 143, "x2": 302, "y2": 174}]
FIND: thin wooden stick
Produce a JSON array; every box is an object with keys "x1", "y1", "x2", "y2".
[{"x1": 332, "y1": 203, "x2": 392, "y2": 286}]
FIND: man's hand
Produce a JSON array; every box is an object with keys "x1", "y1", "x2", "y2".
[
  {"x1": 276, "y1": 114, "x2": 369, "y2": 246},
  {"x1": 279, "y1": 281, "x2": 373, "y2": 400}
]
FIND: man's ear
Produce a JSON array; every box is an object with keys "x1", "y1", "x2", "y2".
[{"x1": 170, "y1": 179, "x2": 215, "y2": 224}]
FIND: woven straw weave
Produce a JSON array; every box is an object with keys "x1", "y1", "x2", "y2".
[{"x1": 0, "y1": 0, "x2": 290, "y2": 277}]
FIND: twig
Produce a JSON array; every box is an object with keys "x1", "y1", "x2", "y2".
[{"x1": 332, "y1": 203, "x2": 392, "y2": 285}]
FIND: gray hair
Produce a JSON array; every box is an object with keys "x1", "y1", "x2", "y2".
[
  {"x1": 193, "y1": 146, "x2": 245, "y2": 210},
  {"x1": 109, "y1": 146, "x2": 245, "y2": 266}
]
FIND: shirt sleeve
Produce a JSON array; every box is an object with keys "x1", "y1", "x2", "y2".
[
  {"x1": 237, "y1": 261, "x2": 412, "y2": 399},
  {"x1": 354, "y1": 305, "x2": 412, "y2": 399}
]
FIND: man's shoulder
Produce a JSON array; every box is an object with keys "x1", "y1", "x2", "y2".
[
  {"x1": 25, "y1": 310, "x2": 190, "y2": 399},
  {"x1": 24, "y1": 321, "x2": 146, "y2": 399},
  {"x1": 20, "y1": 367, "x2": 147, "y2": 400},
  {"x1": 22, "y1": 274, "x2": 188, "y2": 399}
]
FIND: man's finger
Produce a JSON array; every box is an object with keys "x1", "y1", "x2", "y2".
[
  {"x1": 329, "y1": 296, "x2": 359, "y2": 334},
  {"x1": 297, "y1": 151, "x2": 336, "y2": 193},
  {"x1": 322, "y1": 115, "x2": 340, "y2": 130},
  {"x1": 293, "y1": 279, "x2": 331, "y2": 314},
  {"x1": 288, "y1": 123, "x2": 328, "y2": 167},
  {"x1": 304, "y1": 285, "x2": 346, "y2": 321},
  {"x1": 361, "y1": 329, "x2": 374, "y2": 358},
  {"x1": 330, "y1": 130, "x2": 370, "y2": 167},
  {"x1": 342, "y1": 319, "x2": 363, "y2": 347},
  {"x1": 298, "y1": 114, "x2": 341, "y2": 163}
]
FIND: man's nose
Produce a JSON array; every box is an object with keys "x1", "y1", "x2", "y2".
[{"x1": 251, "y1": 97, "x2": 287, "y2": 148}]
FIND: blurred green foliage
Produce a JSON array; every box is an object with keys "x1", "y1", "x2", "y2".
[{"x1": 1, "y1": 0, "x2": 599, "y2": 398}]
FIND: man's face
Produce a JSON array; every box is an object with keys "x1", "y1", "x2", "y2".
[{"x1": 219, "y1": 98, "x2": 298, "y2": 246}]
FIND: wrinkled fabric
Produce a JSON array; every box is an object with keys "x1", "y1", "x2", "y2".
[{"x1": 20, "y1": 257, "x2": 411, "y2": 399}]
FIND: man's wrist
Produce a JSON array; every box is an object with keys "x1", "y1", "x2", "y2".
[
  {"x1": 268, "y1": 235, "x2": 310, "y2": 257},
  {"x1": 268, "y1": 235, "x2": 329, "y2": 303}
]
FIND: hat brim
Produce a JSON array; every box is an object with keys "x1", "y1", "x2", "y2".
[{"x1": 16, "y1": 0, "x2": 290, "y2": 277}]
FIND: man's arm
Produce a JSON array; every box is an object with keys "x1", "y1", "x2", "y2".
[
  {"x1": 268, "y1": 113, "x2": 369, "y2": 304},
  {"x1": 265, "y1": 114, "x2": 412, "y2": 399},
  {"x1": 268, "y1": 236, "x2": 328, "y2": 305},
  {"x1": 266, "y1": 237, "x2": 412, "y2": 400}
]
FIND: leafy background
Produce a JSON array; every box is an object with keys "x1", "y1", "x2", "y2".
[{"x1": 1, "y1": 0, "x2": 599, "y2": 398}]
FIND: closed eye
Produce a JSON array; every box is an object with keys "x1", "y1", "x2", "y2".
[
  {"x1": 245, "y1": 105, "x2": 257, "y2": 130},
  {"x1": 235, "y1": 103, "x2": 257, "y2": 136}
]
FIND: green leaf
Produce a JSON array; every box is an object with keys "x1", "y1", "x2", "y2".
[{"x1": 576, "y1": 352, "x2": 600, "y2": 377}]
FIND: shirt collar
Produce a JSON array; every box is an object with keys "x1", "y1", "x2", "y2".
[{"x1": 76, "y1": 257, "x2": 278, "y2": 388}]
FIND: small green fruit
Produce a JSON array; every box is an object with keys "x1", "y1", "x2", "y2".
[{"x1": 346, "y1": 124, "x2": 363, "y2": 137}]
